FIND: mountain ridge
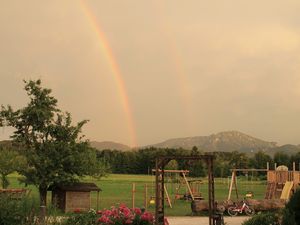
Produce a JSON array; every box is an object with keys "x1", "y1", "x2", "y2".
[
  {"x1": 3, "y1": 131, "x2": 300, "y2": 155},
  {"x1": 146, "y1": 130, "x2": 277, "y2": 153}
]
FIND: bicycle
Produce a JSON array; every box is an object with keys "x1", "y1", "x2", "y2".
[{"x1": 227, "y1": 199, "x2": 255, "y2": 216}]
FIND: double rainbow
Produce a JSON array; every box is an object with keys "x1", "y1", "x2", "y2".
[{"x1": 80, "y1": 1, "x2": 137, "y2": 147}]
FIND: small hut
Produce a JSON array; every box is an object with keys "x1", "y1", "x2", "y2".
[{"x1": 48, "y1": 182, "x2": 101, "y2": 212}]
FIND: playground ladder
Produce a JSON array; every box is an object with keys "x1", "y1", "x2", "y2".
[{"x1": 265, "y1": 182, "x2": 276, "y2": 199}]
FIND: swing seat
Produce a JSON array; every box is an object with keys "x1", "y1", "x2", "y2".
[
  {"x1": 149, "y1": 196, "x2": 155, "y2": 204},
  {"x1": 245, "y1": 191, "x2": 254, "y2": 198}
]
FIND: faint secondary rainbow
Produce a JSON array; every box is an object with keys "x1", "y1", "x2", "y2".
[
  {"x1": 80, "y1": 1, "x2": 137, "y2": 147},
  {"x1": 153, "y1": 1, "x2": 194, "y2": 132}
]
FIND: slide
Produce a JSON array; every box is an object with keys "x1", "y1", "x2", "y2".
[{"x1": 280, "y1": 181, "x2": 294, "y2": 200}]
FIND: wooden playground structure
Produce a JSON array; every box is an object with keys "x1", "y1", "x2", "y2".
[
  {"x1": 193, "y1": 162, "x2": 300, "y2": 214},
  {"x1": 131, "y1": 169, "x2": 204, "y2": 211},
  {"x1": 228, "y1": 162, "x2": 300, "y2": 202},
  {"x1": 151, "y1": 169, "x2": 203, "y2": 203},
  {"x1": 226, "y1": 162, "x2": 300, "y2": 211}
]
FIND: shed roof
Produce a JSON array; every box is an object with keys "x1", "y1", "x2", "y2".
[{"x1": 48, "y1": 182, "x2": 101, "y2": 192}]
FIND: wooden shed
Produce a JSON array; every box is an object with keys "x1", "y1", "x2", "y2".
[{"x1": 48, "y1": 182, "x2": 101, "y2": 213}]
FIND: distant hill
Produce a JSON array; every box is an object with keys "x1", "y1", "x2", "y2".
[
  {"x1": 267, "y1": 144, "x2": 300, "y2": 156},
  {"x1": 3, "y1": 131, "x2": 300, "y2": 155},
  {"x1": 147, "y1": 131, "x2": 277, "y2": 153},
  {"x1": 90, "y1": 141, "x2": 131, "y2": 151}
]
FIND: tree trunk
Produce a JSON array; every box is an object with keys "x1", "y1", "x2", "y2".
[{"x1": 39, "y1": 185, "x2": 47, "y2": 223}]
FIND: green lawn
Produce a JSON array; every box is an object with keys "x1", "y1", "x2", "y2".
[{"x1": 6, "y1": 173, "x2": 267, "y2": 216}]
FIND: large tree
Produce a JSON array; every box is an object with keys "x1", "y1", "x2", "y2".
[{"x1": 0, "y1": 79, "x2": 105, "y2": 217}]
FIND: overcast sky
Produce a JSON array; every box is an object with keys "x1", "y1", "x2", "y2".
[{"x1": 1, "y1": 0, "x2": 300, "y2": 147}]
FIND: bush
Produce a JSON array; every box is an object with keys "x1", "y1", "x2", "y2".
[
  {"x1": 63, "y1": 210, "x2": 97, "y2": 225},
  {"x1": 0, "y1": 195, "x2": 38, "y2": 225},
  {"x1": 62, "y1": 205, "x2": 156, "y2": 225},
  {"x1": 242, "y1": 212, "x2": 280, "y2": 225},
  {"x1": 282, "y1": 189, "x2": 300, "y2": 225}
]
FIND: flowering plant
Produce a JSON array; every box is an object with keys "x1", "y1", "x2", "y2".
[
  {"x1": 64, "y1": 204, "x2": 170, "y2": 225},
  {"x1": 97, "y1": 204, "x2": 154, "y2": 225}
]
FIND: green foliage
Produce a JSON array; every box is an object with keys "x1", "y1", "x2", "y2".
[
  {"x1": 0, "y1": 147, "x2": 26, "y2": 188},
  {"x1": 0, "y1": 195, "x2": 38, "y2": 225},
  {"x1": 242, "y1": 212, "x2": 281, "y2": 225},
  {"x1": 0, "y1": 79, "x2": 108, "y2": 211},
  {"x1": 249, "y1": 151, "x2": 273, "y2": 169},
  {"x1": 63, "y1": 211, "x2": 98, "y2": 225},
  {"x1": 274, "y1": 152, "x2": 291, "y2": 168},
  {"x1": 282, "y1": 189, "x2": 300, "y2": 225},
  {"x1": 165, "y1": 160, "x2": 178, "y2": 170}
]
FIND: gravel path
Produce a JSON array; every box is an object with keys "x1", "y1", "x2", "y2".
[{"x1": 167, "y1": 216, "x2": 249, "y2": 225}]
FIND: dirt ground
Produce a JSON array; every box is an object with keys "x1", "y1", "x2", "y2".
[{"x1": 167, "y1": 216, "x2": 249, "y2": 225}]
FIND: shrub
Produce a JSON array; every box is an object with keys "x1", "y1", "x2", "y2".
[
  {"x1": 242, "y1": 211, "x2": 280, "y2": 225},
  {"x1": 282, "y1": 189, "x2": 300, "y2": 225},
  {"x1": 62, "y1": 205, "x2": 156, "y2": 225},
  {"x1": 63, "y1": 210, "x2": 97, "y2": 225},
  {"x1": 0, "y1": 195, "x2": 38, "y2": 225}
]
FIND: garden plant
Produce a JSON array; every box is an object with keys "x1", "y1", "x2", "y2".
[{"x1": 63, "y1": 204, "x2": 161, "y2": 225}]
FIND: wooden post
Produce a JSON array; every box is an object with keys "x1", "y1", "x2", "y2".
[
  {"x1": 155, "y1": 158, "x2": 166, "y2": 225},
  {"x1": 164, "y1": 185, "x2": 172, "y2": 208},
  {"x1": 293, "y1": 162, "x2": 296, "y2": 172},
  {"x1": 144, "y1": 184, "x2": 148, "y2": 211},
  {"x1": 182, "y1": 172, "x2": 194, "y2": 200},
  {"x1": 97, "y1": 191, "x2": 100, "y2": 211},
  {"x1": 207, "y1": 157, "x2": 215, "y2": 225},
  {"x1": 228, "y1": 171, "x2": 235, "y2": 201},
  {"x1": 267, "y1": 162, "x2": 269, "y2": 171},
  {"x1": 132, "y1": 183, "x2": 136, "y2": 209},
  {"x1": 293, "y1": 162, "x2": 296, "y2": 192}
]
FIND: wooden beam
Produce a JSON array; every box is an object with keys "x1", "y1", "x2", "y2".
[
  {"x1": 132, "y1": 183, "x2": 136, "y2": 209},
  {"x1": 164, "y1": 185, "x2": 172, "y2": 208},
  {"x1": 152, "y1": 169, "x2": 190, "y2": 173},
  {"x1": 227, "y1": 171, "x2": 235, "y2": 201},
  {"x1": 231, "y1": 168, "x2": 268, "y2": 172},
  {"x1": 144, "y1": 184, "x2": 148, "y2": 211},
  {"x1": 182, "y1": 172, "x2": 194, "y2": 200}
]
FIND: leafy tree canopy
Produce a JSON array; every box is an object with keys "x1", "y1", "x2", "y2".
[{"x1": 0, "y1": 79, "x2": 107, "y2": 211}]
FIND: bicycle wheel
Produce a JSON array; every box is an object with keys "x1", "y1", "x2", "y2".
[
  {"x1": 227, "y1": 206, "x2": 238, "y2": 216},
  {"x1": 245, "y1": 206, "x2": 255, "y2": 216}
]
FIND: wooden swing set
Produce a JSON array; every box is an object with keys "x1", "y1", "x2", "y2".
[
  {"x1": 154, "y1": 155, "x2": 218, "y2": 225},
  {"x1": 151, "y1": 169, "x2": 203, "y2": 205}
]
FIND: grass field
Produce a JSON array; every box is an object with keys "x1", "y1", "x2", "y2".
[{"x1": 7, "y1": 173, "x2": 267, "y2": 216}]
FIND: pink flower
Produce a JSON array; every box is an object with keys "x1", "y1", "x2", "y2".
[
  {"x1": 119, "y1": 203, "x2": 127, "y2": 209},
  {"x1": 134, "y1": 208, "x2": 142, "y2": 215},
  {"x1": 98, "y1": 215, "x2": 112, "y2": 224},
  {"x1": 125, "y1": 218, "x2": 133, "y2": 224},
  {"x1": 103, "y1": 209, "x2": 113, "y2": 217},
  {"x1": 96, "y1": 204, "x2": 155, "y2": 225},
  {"x1": 141, "y1": 212, "x2": 154, "y2": 222}
]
